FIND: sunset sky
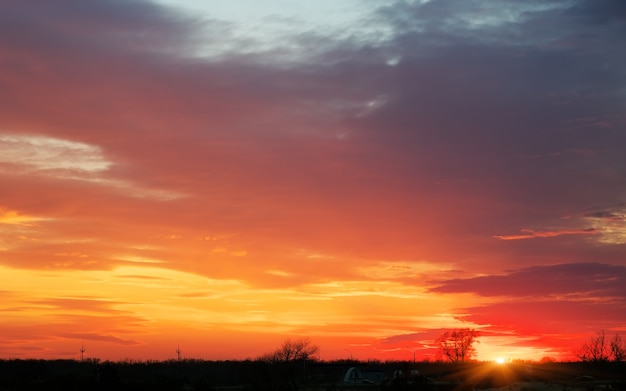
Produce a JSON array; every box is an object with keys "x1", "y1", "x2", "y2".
[{"x1": 1, "y1": 0, "x2": 625, "y2": 363}]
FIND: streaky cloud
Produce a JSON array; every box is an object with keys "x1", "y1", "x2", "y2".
[
  {"x1": 494, "y1": 228, "x2": 597, "y2": 240},
  {"x1": 430, "y1": 262, "x2": 626, "y2": 298}
]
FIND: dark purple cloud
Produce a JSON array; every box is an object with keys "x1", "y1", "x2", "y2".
[
  {"x1": 430, "y1": 262, "x2": 626, "y2": 298},
  {"x1": 0, "y1": 0, "x2": 623, "y2": 273},
  {"x1": 0, "y1": 0, "x2": 623, "y2": 276},
  {"x1": 0, "y1": 0, "x2": 197, "y2": 54}
]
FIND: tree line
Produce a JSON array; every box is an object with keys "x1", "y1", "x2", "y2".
[
  {"x1": 575, "y1": 330, "x2": 626, "y2": 362},
  {"x1": 434, "y1": 328, "x2": 626, "y2": 364}
]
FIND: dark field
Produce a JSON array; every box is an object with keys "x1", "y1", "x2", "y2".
[{"x1": 0, "y1": 359, "x2": 624, "y2": 391}]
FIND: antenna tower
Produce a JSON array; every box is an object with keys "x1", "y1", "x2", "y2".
[{"x1": 80, "y1": 345, "x2": 86, "y2": 362}]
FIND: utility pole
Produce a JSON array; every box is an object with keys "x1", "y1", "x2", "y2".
[
  {"x1": 176, "y1": 345, "x2": 181, "y2": 363},
  {"x1": 80, "y1": 345, "x2": 85, "y2": 362}
]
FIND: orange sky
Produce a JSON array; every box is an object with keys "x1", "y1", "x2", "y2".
[{"x1": 1, "y1": 0, "x2": 625, "y2": 362}]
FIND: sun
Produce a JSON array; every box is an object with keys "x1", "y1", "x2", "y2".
[{"x1": 495, "y1": 357, "x2": 506, "y2": 364}]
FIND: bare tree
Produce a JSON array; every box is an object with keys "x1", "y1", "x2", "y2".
[
  {"x1": 576, "y1": 330, "x2": 610, "y2": 362},
  {"x1": 610, "y1": 333, "x2": 626, "y2": 362},
  {"x1": 258, "y1": 338, "x2": 319, "y2": 391},
  {"x1": 436, "y1": 328, "x2": 479, "y2": 362},
  {"x1": 259, "y1": 337, "x2": 319, "y2": 363}
]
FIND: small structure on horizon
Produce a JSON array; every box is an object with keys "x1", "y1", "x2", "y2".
[
  {"x1": 344, "y1": 367, "x2": 364, "y2": 384},
  {"x1": 343, "y1": 367, "x2": 384, "y2": 385}
]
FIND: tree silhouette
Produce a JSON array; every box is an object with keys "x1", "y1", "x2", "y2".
[
  {"x1": 436, "y1": 328, "x2": 479, "y2": 362},
  {"x1": 258, "y1": 338, "x2": 319, "y2": 391},
  {"x1": 578, "y1": 330, "x2": 626, "y2": 362},
  {"x1": 576, "y1": 330, "x2": 610, "y2": 362},
  {"x1": 259, "y1": 338, "x2": 319, "y2": 363},
  {"x1": 610, "y1": 333, "x2": 626, "y2": 362}
]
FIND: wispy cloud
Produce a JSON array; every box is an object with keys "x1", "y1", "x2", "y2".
[
  {"x1": 0, "y1": 134, "x2": 111, "y2": 173},
  {"x1": 494, "y1": 228, "x2": 597, "y2": 240},
  {"x1": 58, "y1": 332, "x2": 141, "y2": 346},
  {"x1": 584, "y1": 205, "x2": 626, "y2": 244}
]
